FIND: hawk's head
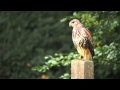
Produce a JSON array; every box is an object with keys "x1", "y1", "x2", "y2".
[{"x1": 69, "y1": 19, "x2": 81, "y2": 28}]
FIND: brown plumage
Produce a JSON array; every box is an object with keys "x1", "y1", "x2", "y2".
[{"x1": 69, "y1": 19, "x2": 94, "y2": 60}]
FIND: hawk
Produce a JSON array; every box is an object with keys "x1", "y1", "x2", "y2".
[{"x1": 69, "y1": 19, "x2": 94, "y2": 60}]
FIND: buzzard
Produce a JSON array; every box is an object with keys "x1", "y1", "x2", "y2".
[{"x1": 69, "y1": 19, "x2": 94, "y2": 60}]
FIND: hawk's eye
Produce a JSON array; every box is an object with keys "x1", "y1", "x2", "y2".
[{"x1": 71, "y1": 21, "x2": 74, "y2": 23}]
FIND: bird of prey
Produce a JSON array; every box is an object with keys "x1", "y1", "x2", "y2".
[{"x1": 69, "y1": 19, "x2": 94, "y2": 60}]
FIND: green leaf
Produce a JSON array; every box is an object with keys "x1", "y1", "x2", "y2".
[
  {"x1": 73, "y1": 12, "x2": 77, "y2": 16},
  {"x1": 60, "y1": 18, "x2": 67, "y2": 22}
]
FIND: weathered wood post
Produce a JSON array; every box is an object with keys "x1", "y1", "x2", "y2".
[{"x1": 71, "y1": 59, "x2": 94, "y2": 79}]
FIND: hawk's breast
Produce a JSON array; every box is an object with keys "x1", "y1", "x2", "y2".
[{"x1": 72, "y1": 28, "x2": 88, "y2": 49}]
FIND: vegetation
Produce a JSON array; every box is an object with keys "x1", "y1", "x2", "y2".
[{"x1": 0, "y1": 11, "x2": 120, "y2": 79}]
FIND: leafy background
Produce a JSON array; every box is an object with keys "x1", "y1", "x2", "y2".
[{"x1": 0, "y1": 11, "x2": 120, "y2": 79}]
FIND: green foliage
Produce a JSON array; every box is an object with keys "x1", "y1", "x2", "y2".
[
  {"x1": 59, "y1": 73, "x2": 70, "y2": 79},
  {"x1": 32, "y1": 11, "x2": 120, "y2": 79},
  {"x1": 0, "y1": 11, "x2": 73, "y2": 79},
  {"x1": 32, "y1": 52, "x2": 79, "y2": 79},
  {"x1": 94, "y1": 42, "x2": 120, "y2": 79}
]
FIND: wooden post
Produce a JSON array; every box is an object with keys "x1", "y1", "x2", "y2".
[{"x1": 71, "y1": 59, "x2": 94, "y2": 79}]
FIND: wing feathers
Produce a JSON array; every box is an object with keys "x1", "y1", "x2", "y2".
[{"x1": 73, "y1": 25, "x2": 94, "y2": 57}]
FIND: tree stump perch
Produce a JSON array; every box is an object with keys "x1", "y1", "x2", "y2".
[{"x1": 71, "y1": 59, "x2": 94, "y2": 79}]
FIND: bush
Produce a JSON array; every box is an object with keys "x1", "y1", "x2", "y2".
[{"x1": 0, "y1": 11, "x2": 73, "y2": 79}]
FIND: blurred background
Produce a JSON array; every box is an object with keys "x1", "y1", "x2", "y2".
[{"x1": 0, "y1": 11, "x2": 120, "y2": 79}]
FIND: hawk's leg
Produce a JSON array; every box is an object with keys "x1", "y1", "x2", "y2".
[
  {"x1": 76, "y1": 55, "x2": 83, "y2": 60},
  {"x1": 84, "y1": 54, "x2": 92, "y2": 60},
  {"x1": 76, "y1": 47, "x2": 84, "y2": 60},
  {"x1": 84, "y1": 49, "x2": 92, "y2": 60}
]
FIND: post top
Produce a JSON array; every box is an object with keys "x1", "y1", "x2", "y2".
[{"x1": 71, "y1": 59, "x2": 93, "y2": 63}]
